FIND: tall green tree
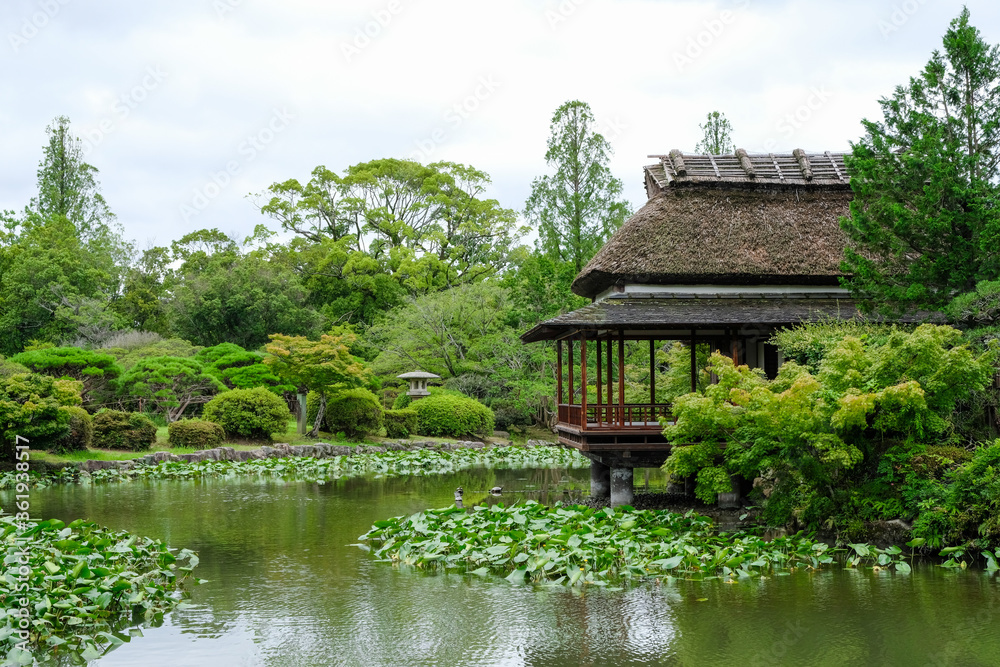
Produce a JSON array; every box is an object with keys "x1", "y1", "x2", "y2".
[
  {"x1": 525, "y1": 100, "x2": 631, "y2": 272},
  {"x1": 0, "y1": 117, "x2": 130, "y2": 352},
  {"x1": 694, "y1": 111, "x2": 735, "y2": 154},
  {"x1": 841, "y1": 8, "x2": 1000, "y2": 315}
]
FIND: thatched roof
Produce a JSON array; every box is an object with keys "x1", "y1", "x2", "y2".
[
  {"x1": 521, "y1": 293, "x2": 858, "y2": 343},
  {"x1": 573, "y1": 149, "x2": 851, "y2": 298}
]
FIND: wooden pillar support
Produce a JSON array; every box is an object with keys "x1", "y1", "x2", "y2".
[
  {"x1": 568, "y1": 339, "x2": 574, "y2": 404},
  {"x1": 556, "y1": 340, "x2": 563, "y2": 405},
  {"x1": 596, "y1": 338, "x2": 602, "y2": 426},
  {"x1": 580, "y1": 332, "x2": 588, "y2": 430},
  {"x1": 617, "y1": 332, "x2": 625, "y2": 427},
  {"x1": 649, "y1": 339, "x2": 656, "y2": 407}
]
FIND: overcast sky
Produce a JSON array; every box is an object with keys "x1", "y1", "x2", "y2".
[{"x1": 2, "y1": 0, "x2": 998, "y2": 250}]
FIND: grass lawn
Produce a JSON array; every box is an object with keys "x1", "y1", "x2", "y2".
[{"x1": 30, "y1": 419, "x2": 365, "y2": 466}]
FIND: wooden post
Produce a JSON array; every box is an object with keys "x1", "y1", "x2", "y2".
[
  {"x1": 596, "y1": 338, "x2": 602, "y2": 426},
  {"x1": 556, "y1": 340, "x2": 563, "y2": 405},
  {"x1": 618, "y1": 332, "x2": 625, "y2": 427},
  {"x1": 649, "y1": 339, "x2": 656, "y2": 408},
  {"x1": 580, "y1": 332, "x2": 588, "y2": 430},
  {"x1": 568, "y1": 339, "x2": 574, "y2": 404},
  {"x1": 607, "y1": 335, "x2": 613, "y2": 413},
  {"x1": 690, "y1": 331, "x2": 697, "y2": 393}
]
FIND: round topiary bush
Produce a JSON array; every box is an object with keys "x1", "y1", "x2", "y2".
[
  {"x1": 168, "y1": 419, "x2": 226, "y2": 449},
  {"x1": 384, "y1": 408, "x2": 418, "y2": 438},
  {"x1": 202, "y1": 388, "x2": 290, "y2": 440},
  {"x1": 325, "y1": 388, "x2": 384, "y2": 439},
  {"x1": 92, "y1": 410, "x2": 157, "y2": 451},
  {"x1": 411, "y1": 393, "x2": 494, "y2": 438},
  {"x1": 53, "y1": 406, "x2": 93, "y2": 453}
]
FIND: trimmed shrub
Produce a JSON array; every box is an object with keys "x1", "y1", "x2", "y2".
[
  {"x1": 203, "y1": 387, "x2": 290, "y2": 440},
  {"x1": 489, "y1": 398, "x2": 532, "y2": 434},
  {"x1": 92, "y1": 410, "x2": 157, "y2": 451},
  {"x1": 392, "y1": 392, "x2": 412, "y2": 410},
  {"x1": 53, "y1": 406, "x2": 93, "y2": 453},
  {"x1": 168, "y1": 419, "x2": 226, "y2": 449},
  {"x1": 411, "y1": 393, "x2": 494, "y2": 438},
  {"x1": 385, "y1": 408, "x2": 419, "y2": 438},
  {"x1": 325, "y1": 388, "x2": 384, "y2": 438}
]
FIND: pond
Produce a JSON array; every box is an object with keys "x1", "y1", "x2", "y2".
[{"x1": 8, "y1": 465, "x2": 1000, "y2": 666}]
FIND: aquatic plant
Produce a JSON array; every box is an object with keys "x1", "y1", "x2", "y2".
[
  {"x1": 358, "y1": 502, "x2": 914, "y2": 586},
  {"x1": 0, "y1": 515, "x2": 199, "y2": 664}
]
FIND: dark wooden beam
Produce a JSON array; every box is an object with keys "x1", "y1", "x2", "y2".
[
  {"x1": 556, "y1": 340, "x2": 563, "y2": 405},
  {"x1": 580, "y1": 331, "x2": 588, "y2": 430},
  {"x1": 618, "y1": 332, "x2": 625, "y2": 428}
]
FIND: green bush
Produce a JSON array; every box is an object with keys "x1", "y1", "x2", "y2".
[
  {"x1": 385, "y1": 409, "x2": 419, "y2": 438},
  {"x1": 167, "y1": 419, "x2": 226, "y2": 449},
  {"x1": 92, "y1": 410, "x2": 157, "y2": 451},
  {"x1": 325, "y1": 388, "x2": 384, "y2": 438},
  {"x1": 53, "y1": 406, "x2": 93, "y2": 453},
  {"x1": 412, "y1": 393, "x2": 494, "y2": 438},
  {"x1": 203, "y1": 388, "x2": 291, "y2": 440},
  {"x1": 1, "y1": 373, "x2": 81, "y2": 459},
  {"x1": 489, "y1": 398, "x2": 532, "y2": 434},
  {"x1": 392, "y1": 392, "x2": 412, "y2": 410}
]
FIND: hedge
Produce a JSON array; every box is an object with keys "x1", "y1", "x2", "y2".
[
  {"x1": 167, "y1": 419, "x2": 226, "y2": 449},
  {"x1": 384, "y1": 408, "x2": 419, "y2": 438},
  {"x1": 92, "y1": 410, "x2": 157, "y2": 451},
  {"x1": 325, "y1": 388, "x2": 384, "y2": 438},
  {"x1": 53, "y1": 406, "x2": 93, "y2": 453},
  {"x1": 411, "y1": 393, "x2": 494, "y2": 438},
  {"x1": 202, "y1": 388, "x2": 290, "y2": 440}
]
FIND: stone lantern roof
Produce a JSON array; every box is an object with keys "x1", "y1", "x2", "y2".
[{"x1": 397, "y1": 370, "x2": 440, "y2": 398}]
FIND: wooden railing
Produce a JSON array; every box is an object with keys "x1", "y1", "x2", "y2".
[{"x1": 557, "y1": 403, "x2": 672, "y2": 430}]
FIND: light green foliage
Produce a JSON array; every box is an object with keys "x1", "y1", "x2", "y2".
[
  {"x1": 91, "y1": 410, "x2": 156, "y2": 451},
  {"x1": 384, "y1": 408, "x2": 419, "y2": 438},
  {"x1": 11, "y1": 346, "x2": 122, "y2": 408},
  {"x1": 369, "y1": 282, "x2": 512, "y2": 378},
  {"x1": 392, "y1": 392, "x2": 412, "y2": 410},
  {"x1": 840, "y1": 9, "x2": 1000, "y2": 315},
  {"x1": 0, "y1": 358, "x2": 30, "y2": 378},
  {"x1": 259, "y1": 159, "x2": 523, "y2": 295},
  {"x1": 202, "y1": 387, "x2": 290, "y2": 440},
  {"x1": 0, "y1": 516, "x2": 197, "y2": 663},
  {"x1": 663, "y1": 324, "x2": 996, "y2": 526},
  {"x1": 265, "y1": 328, "x2": 371, "y2": 437},
  {"x1": 694, "y1": 110, "x2": 735, "y2": 154},
  {"x1": 0, "y1": 373, "x2": 81, "y2": 458},
  {"x1": 54, "y1": 405, "x2": 94, "y2": 453},
  {"x1": 411, "y1": 392, "x2": 495, "y2": 438},
  {"x1": 100, "y1": 336, "x2": 201, "y2": 370},
  {"x1": 324, "y1": 387, "x2": 384, "y2": 438},
  {"x1": 525, "y1": 100, "x2": 631, "y2": 272},
  {"x1": 948, "y1": 279, "x2": 1000, "y2": 326},
  {"x1": 772, "y1": 320, "x2": 897, "y2": 371},
  {"x1": 196, "y1": 342, "x2": 293, "y2": 393},
  {"x1": 167, "y1": 418, "x2": 227, "y2": 449},
  {"x1": 118, "y1": 356, "x2": 226, "y2": 422}
]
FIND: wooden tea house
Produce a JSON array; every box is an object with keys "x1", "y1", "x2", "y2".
[{"x1": 521, "y1": 149, "x2": 859, "y2": 505}]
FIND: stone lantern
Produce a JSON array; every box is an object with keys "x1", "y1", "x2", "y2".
[{"x1": 397, "y1": 370, "x2": 440, "y2": 400}]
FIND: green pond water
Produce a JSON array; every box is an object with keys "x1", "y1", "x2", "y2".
[{"x1": 7, "y1": 466, "x2": 1000, "y2": 667}]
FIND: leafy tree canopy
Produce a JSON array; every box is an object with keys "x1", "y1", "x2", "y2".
[{"x1": 841, "y1": 8, "x2": 1000, "y2": 315}]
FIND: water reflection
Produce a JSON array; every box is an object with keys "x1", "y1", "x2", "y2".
[{"x1": 7, "y1": 468, "x2": 1000, "y2": 666}]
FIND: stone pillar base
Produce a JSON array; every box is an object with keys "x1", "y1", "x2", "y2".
[
  {"x1": 610, "y1": 467, "x2": 634, "y2": 507},
  {"x1": 590, "y1": 460, "x2": 611, "y2": 498}
]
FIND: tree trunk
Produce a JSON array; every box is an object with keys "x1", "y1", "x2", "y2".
[{"x1": 310, "y1": 393, "x2": 327, "y2": 438}]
